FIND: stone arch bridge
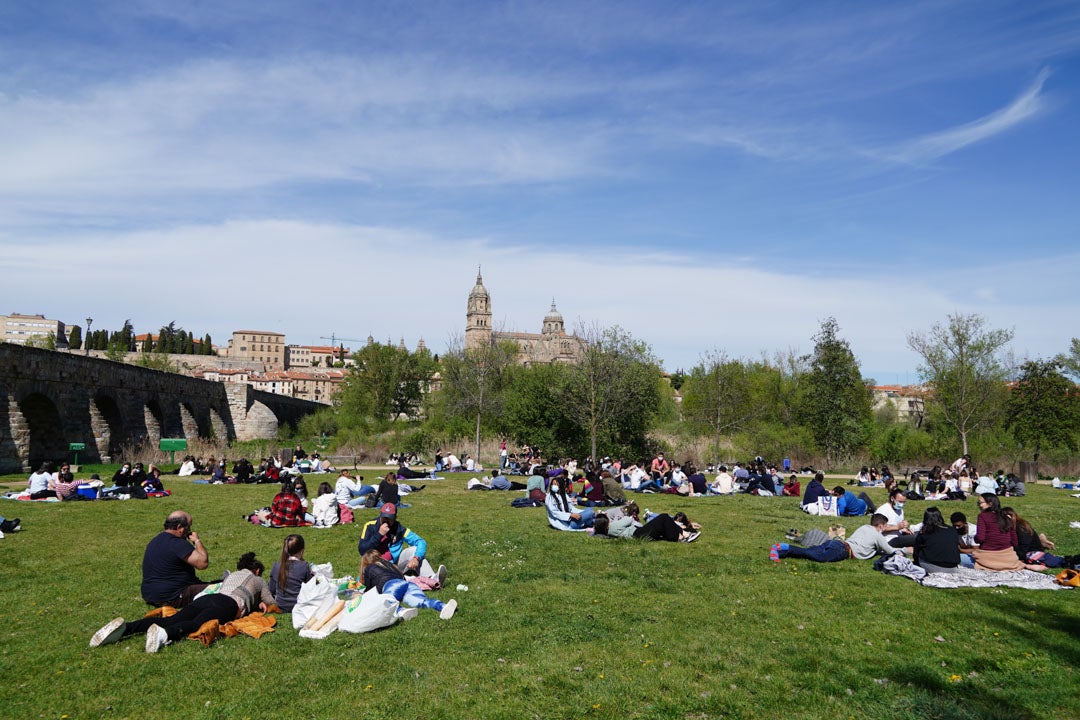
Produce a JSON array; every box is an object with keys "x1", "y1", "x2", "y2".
[{"x1": 0, "y1": 344, "x2": 324, "y2": 473}]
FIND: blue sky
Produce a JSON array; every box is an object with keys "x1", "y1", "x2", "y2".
[{"x1": 2, "y1": 1, "x2": 1079, "y2": 382}]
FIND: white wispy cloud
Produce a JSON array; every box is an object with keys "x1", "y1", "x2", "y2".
[
  {"x1": 886, "y1": 68, "x2": 1051, "y2": 165},
  {"x1": 2, "y1": 219, "x2": 1075, "y2": 377}
]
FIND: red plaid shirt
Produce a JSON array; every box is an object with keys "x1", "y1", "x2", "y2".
[{"x1": 269, "y1": 492, "x2": 303, "y2": 526}]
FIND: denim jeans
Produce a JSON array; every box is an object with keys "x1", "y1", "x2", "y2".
[
  {"x1": 779, "y1": 539, "x2": 849, "y2": 563},
  {"x1": 382, "y1": 578, "x2": 443, "y2": 611},
  {"x1": 569, "y1": 508, "x2": 596, "y2": 530}
]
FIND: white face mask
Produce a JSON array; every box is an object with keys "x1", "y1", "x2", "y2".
[{"x1": 550, "y1": 484, "x2": 560, "y2": 494}]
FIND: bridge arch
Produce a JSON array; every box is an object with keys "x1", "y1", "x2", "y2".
[
  {"x1": 17, "y1": 391, "x2": 66, "y2": 471},
  {"x1": 90, "y1": 392, "x2": 124, "y2": 463}
]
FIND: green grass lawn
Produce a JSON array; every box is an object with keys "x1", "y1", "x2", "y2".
[{"x1": 0, "y1": 471, "x2": 1077, "y2": 720}]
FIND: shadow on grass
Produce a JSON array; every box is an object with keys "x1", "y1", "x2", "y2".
[
  {"x1": 971, "y1": 590, "x2": 1080, "y2": 666},
  {"x1": 886, "y1": 666, "x2": 1036, "y2": 720}
]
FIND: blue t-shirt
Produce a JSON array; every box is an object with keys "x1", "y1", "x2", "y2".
[
  {"x1": 490, "y1": 474, "x2": 511, "y2": 490},
  {"x1": 837, "y1": 491, "x2": 867, "y2": 517},
  {"x1": 141, "y1": 532, "x2": 199, "y2": 605}
]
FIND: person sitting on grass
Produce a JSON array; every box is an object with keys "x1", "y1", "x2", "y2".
[
  {"x1": 268, "y1": 534, "x2": 315, "y2": 612},
  {"x1": 91, "y1": 552, "x2": 274, "y2": 653},
  {"x1": 950, "y1": 511, "x2": 978, "y2": 569},
  {"x1": 913, "y1": 507, "x2": 961, "y2": 574},
  {"x1": 358, "y1": 503, "x2": 446, "y2": 584},
  {"x1": 335, "y1": 470, "x2": 376, "y2": 508},
  {"x1": 1004, "y1": 507, "x2": 1077, "y2": 569},
  {"x1": 269, "y1": 479, "x2": 305, "y2": 527},
  {"x1": 360, "y1": 550, "x2": 456, "y2": 620},
  {"x1": 593, "y1": 503, "x2": 700, "y2": 542},
  {"x1": 971, "y1": 494, "x2": 1033, "y2": 572},
  {"x1": 781, "y1": 474, "x2": 801, "y2": 497},
  {"x1": 769, "y1": 514, "x2": 898, "y2": 563},
  {"x1": 311, "y1": 482, "x2": 339, "y2": 528},
  {"x1": 545, "y1": 474, "x2": 594, "y2": 531}
]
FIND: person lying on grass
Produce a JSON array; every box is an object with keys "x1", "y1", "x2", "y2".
[
  {"x1": 592, "y1": 502, "x2": 700, "y2": 542},
  {"x1": 91, "y1": 552, "x2": 274, "y2": 653},
  {"x1": 360, "y1": 550, "x2": 457, "y2": 620},
  {"x1": 769, "y1": 514, "x2": 898, "y2": 563}
]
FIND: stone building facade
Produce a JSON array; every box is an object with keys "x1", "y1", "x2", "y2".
[
  {"x1": 1, "y1": 313, "x2": 69, "y2": 346},
  {"x1": 465, "y1": 271, "x2": 585, "y2": 365},
  {"x1": 225, "y1": 330, "x2": 286, "y2": 369}
]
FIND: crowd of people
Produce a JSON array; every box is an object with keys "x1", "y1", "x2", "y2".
[{"x1": 11, "y1": 447, "x2": 1068, "y2": 653}]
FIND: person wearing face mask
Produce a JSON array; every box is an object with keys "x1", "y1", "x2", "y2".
[
  {"x1": 545, "y1": 476, "x2": 595, "y2": 531},
  {"x1": 877, "y1": 488, "x2": 916, "y2": 548}
]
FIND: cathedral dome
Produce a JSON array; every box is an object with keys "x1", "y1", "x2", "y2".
[
  {"x1": 468, "y1": 270, "x2": 490, "y2": 300},
  {"x1": 544, "y1": 301, "x2": 563, "y2": 325}
]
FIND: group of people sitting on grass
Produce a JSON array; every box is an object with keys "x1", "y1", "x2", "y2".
[
  {"x1": 542, "y1": 470, "x2": 701, "y2": 542},
  {"x1": 90, "y1": 502, "x2": 456, "y2": 653},
  {"x1": 247, "y1": 469, "x2": 428, "y2": 528},
  {"x1": 772, "y1": 492, "x2": 1078, "y2": 573},
  {"x1": 18, "y1": 461, "x2": 169, "y2": 501}
]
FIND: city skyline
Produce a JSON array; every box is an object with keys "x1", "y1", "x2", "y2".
[{"x1": 3, "y1": 2, "x2": 1079, "y2": 383}]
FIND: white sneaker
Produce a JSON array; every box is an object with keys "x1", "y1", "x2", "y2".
[
  {"x1": 398, "y1": 607, "x2": 419, "y2": 622},
  {"x1": 145, "y1": 624, "x2": 170, "y2": 653},
  {"x1": 439, "y1": 599, "x2": 457, "y2": 620},
  {"x1": 436, "y1": 564, "x2": 447, "y2": 587},
  {"x1": 90, "y1": 617, "x2": 127, "y2": 647}
]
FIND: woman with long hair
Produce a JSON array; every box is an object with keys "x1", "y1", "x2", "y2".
[
  {"x1": 545, "y1": 472, "x2": 594, "y2": 531},
  {"x1": 913, "y1": 507, "x2": 960, "y2": 573},
  {"x1": 359, "y1": 550, "x2": 456, "y2": 619},
  {"x1": 1003, "y1": 507, "x2": 1070, "y2": 570},
  {"x1": 269, "y1": 534, "x2": 315, "y2": 612},
  {"x1": 972, "y1": 494, "x2": 1025, "y2": 571}
]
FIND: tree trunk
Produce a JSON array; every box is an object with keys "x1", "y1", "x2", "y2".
[{"x1": 475, "y1": 411, "x2": 482, "y2": 464}]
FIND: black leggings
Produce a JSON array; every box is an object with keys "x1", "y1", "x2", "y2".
[
  {"x1": 632, "y1": 513, "x2": 683, "y2": 542},
  {"x1": 125, "y1": 594, "x2": 240, "y2": 642}
]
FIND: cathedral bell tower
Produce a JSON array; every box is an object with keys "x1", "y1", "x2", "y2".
[{"x1": 465, "y1": 268, "x2": 493, "y2": 350}]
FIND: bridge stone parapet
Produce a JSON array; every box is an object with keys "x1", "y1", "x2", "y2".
[{"x1": 0, "y1": 344, "x2": 322, "y2": 473}]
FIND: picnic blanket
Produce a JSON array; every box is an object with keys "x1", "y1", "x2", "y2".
[{"x1": 912, "y1": 567, "x2": 1067, "y2": 590}]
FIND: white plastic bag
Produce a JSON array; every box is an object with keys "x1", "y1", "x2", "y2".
[
  {"x1": 337, "y1": 589, "x2": 402, "y2": 634},
  {"x1": 292, "y1": 575, "x2": 337, "y2": 629}
]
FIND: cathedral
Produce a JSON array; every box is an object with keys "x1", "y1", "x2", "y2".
[{"x1": 465, "y1": 271, "x2": 585, "y2": 365}]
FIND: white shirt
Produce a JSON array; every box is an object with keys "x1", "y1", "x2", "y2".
[
  {"x1": 27, "y1": 471, "x2": 52, "y2": 493},
  {"x1": 712, "y1": 472, "x2": 734, "y2": 494},
  {"x1": 876, "y1": 502, "x2": 905, "y2": 536},
  {"x1": 178, "y1": 461, "x2": 195, "y2": 477}
]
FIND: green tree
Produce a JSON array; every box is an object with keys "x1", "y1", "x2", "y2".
[
  {"x1": 1006, "y1": 359, "x2": 1080, "y2": 472},
  {"x1": 105, "y1": 340, "x2": 128, "y2": 362},
  {"x1": 68, "y1": 324, "x2": 82, "y2": 350},
  {"x1": 437, "y1": 337, "x2": 518, "y2": 461},
  {"x1": 137, "y1": 350, "x2": 174, "y2": 372},
  {"x1": 681, "y1": 352, "x2": 760, "y2": 465},
  {"x1": 1056, "y1": 337, "x2": 1080, "y2": 381},
  {"x1": 201, "y1": 334, "x2": 214, "y2": 355},
  {"x1": 907, "y1": 313, "x2": 1013, "y2": 455},
  {"x1": 339, "y1": 342, "x2": 437, "y2": 428},
  {"x1": 501, "y1": 363, "x2": 580, "y2": 458},
  {"x1": 797, "y1": 317, "x2": 871, "y2": 466},
  {"x1": 564, "y1": 324, "x2": 663, "y2": 462}
]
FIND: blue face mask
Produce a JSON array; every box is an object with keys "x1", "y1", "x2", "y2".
[
  {"x1": 550, "y1": 484, "x2": 560, "y2": 494},
  {"x1": 894, "y1": 501, "x2": 905, "y2": 510}
]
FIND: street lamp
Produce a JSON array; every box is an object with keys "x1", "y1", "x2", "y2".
[{"x1": 85, "y1": 317, "x2": 92, "y2": 356}]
